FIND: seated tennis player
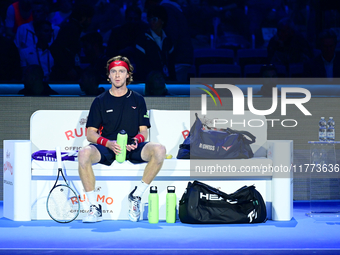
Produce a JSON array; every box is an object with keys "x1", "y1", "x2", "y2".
[{"x1": 78, "y1": 55, "x2": 166, "y2": 223}]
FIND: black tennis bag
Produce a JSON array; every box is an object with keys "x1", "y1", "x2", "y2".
[{"x1": 179, "y1": 181, "x2": 267, "y2": 224}]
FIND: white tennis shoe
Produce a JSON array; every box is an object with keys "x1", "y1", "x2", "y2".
[{"x1": 83, "y1": 204, "x2": 103, "y2": 223}]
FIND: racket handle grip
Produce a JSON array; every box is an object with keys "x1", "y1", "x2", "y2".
[{"x1": 56, "y1": 146, "x2": 62, "y2": 169}]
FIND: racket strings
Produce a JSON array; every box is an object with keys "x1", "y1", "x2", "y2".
[{"x1": 47, "y1": 185, "x2": 79, "y2": 222}]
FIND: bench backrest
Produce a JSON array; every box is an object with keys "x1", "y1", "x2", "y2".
[
  {"x1": 149, "y1": 110, "x2": 191, "y2": 157},
  {"x1": 30, "y1": 110, "x2": 267, "y2": 157},
  {"x1": 30, "y1": 110, "x2": 90, "y2": 153}
]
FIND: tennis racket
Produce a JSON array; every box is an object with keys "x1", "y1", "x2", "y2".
[{"x1": 46, "y1": 146, "x2": 80, "y2": 223}]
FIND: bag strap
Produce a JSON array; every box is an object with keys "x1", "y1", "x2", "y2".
[
  {"x1": 226, "y1": 185, "x2": 256, "y2": 203},
  {"x1": 195, "y1": 113, "x2": 219, "y2": 131},
  {"x1": 192, "y1": 113, "x2": 202, "y2": 130},
  {"x1": 194, "y1": 113, "x2": 256, "y2": 144},
  {"x1": 226, "y1": 128, "x2": 256, "y2": 144}
]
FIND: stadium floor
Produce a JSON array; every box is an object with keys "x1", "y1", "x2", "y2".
[{"x1": 0, "y1": 201, "x2": 340, "y2": 255}]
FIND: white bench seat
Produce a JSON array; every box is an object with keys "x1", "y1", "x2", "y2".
[{"x1": 3, "y1": 109, "x2": 293, "y2": 222}]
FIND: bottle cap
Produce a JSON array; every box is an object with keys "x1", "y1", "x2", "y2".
[
  {"x1": 120, "y1": 130, "x2": 126, "y2": 134},
  {"x1": 150, "y1": 186, "x2": 158, "y2": 193},
  {"x1": 167, "y1": 186, "x2": 176, "y2": 193}
]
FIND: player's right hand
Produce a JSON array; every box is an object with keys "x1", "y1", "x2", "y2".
[{"x1": 107, "y1": 140, "x2": 121, "y2": 155}]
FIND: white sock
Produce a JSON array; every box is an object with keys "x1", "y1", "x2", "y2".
[
  {"x1": 134, "y1": 180, "x2": 149, "y2": 198},
  {"x1": 86, "y1": 190, "x2": 97, "y2": 205}
]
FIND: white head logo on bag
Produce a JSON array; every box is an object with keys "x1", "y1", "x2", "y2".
[
  {"x1": 201, "y1": 84, "x2": 311, "y2": 116},
  {"x1": 200, "y1": 192, "x2": 224, "y2": 201}
]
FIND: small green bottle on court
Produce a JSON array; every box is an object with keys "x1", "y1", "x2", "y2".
[
  {"x1": 166, "y1": 186, "x2": 176, "y2": 223},
  {"x1": 148, "y1": 186, "x2": 159, "y2": 224},
  {"x1": 116, "y1": 130, "x2": 127, "y2": 163}
]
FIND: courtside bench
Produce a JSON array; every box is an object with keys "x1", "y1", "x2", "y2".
[{"x1": 3, "y1": 110, "x2": 293, "y2": 221}]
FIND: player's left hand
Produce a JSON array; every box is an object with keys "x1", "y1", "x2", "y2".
[{"x1": 126, "y1": 138, "x2": 138, "y2": 151}]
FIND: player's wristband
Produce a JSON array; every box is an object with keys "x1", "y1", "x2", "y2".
[
  {"x1": 97, "y1": 137, "x2": 109, "y2": 147},
  {"x1": 134, "y1": 134, "x2": 145, "y2": 144}
]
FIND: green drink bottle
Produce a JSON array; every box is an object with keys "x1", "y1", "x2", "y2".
[
  {"x1": 116, "y1": 130, "x2": 127, "y2": 163},
  {"x1": 166, "y1": 186, "x2": 176, "y2": 223},
  {"x1": 148, "y1": 186, "x2": 159, "y2": 224}
]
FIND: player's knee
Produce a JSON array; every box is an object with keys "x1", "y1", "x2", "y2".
[
  {"x1": 78, "y1": 146, "x2": 92, "y2": 165},
  {"x1": 153, "y1": 144, "x2": 166, "y2": 161}
]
